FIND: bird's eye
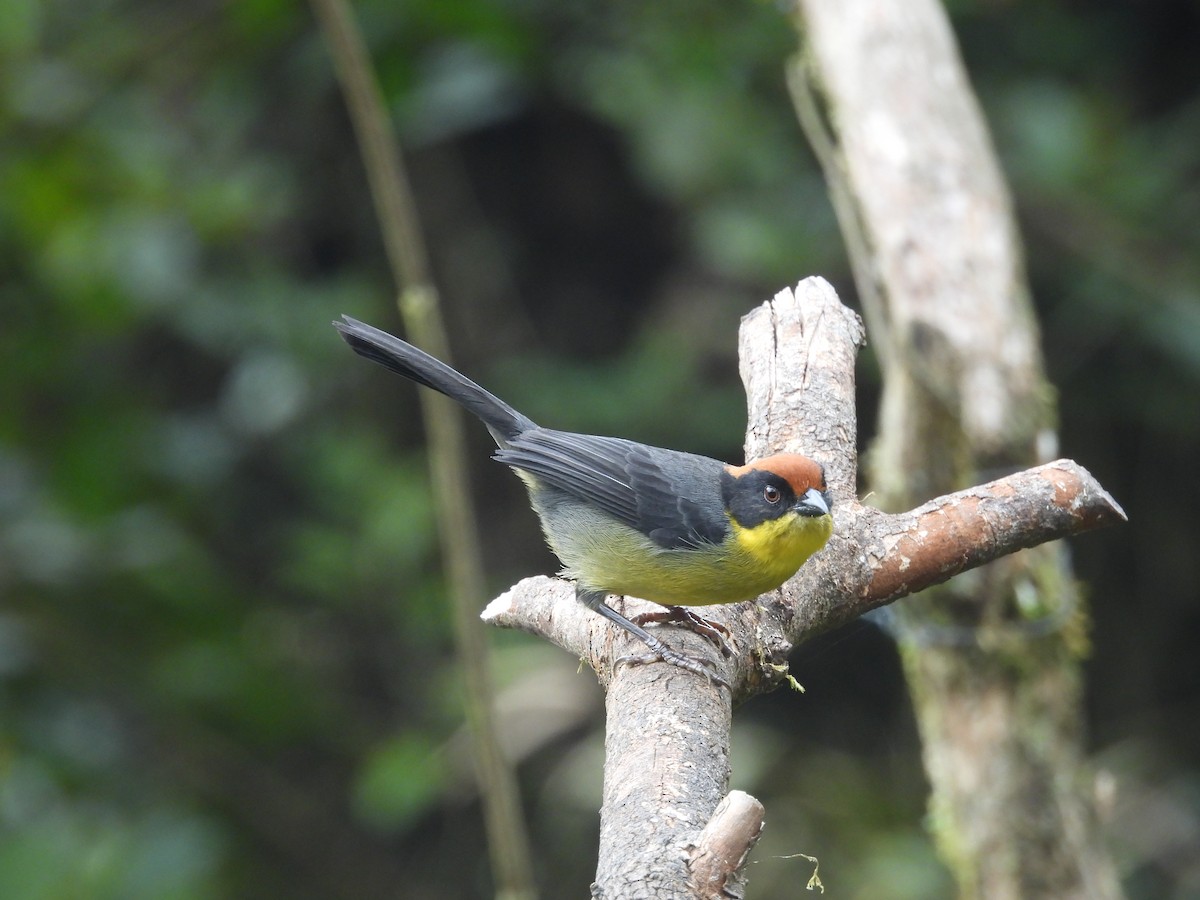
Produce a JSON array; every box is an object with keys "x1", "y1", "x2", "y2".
[{"x1": 763, "y1": 485, "x2": 781, "y2": 503}]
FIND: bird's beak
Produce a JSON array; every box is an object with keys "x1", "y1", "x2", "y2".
[{"x1": 794, "y1": 487, "x2": 831, "y2": 518}]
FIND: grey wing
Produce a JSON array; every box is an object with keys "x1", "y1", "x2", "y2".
[{"x1": 494, "y1": 429, "x2": 729, "y2": 550}]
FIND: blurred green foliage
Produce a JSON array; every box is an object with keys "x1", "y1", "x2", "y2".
[{"x1": 1, "y1": 0, "x2": 1197, "y2": 897}]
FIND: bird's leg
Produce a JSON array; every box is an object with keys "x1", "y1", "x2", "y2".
[
  {"x1": 576, "y1": 589, "x2": 729, "y2": 689},
  {"x1": 630, "y1": 606, "x2": 733, "y2": 658}
]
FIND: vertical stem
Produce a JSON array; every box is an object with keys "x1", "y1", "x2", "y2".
[{"x1": 309, "y1": 1, "x2": 537, "y2": 896}]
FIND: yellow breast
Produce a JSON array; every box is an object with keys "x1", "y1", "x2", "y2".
[
  {"x1": 727, "y1": 510, "x2": 833, "y2": 594},
  {"x1": 553, "y1": 509, "x2": 832, "y2": 607}
]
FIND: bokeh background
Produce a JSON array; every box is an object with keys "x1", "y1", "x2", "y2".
[{"x1": 2, "y1": 0, "x2": 1198, "y2": 897}]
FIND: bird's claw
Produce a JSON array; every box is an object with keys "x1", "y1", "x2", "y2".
[
  {"x1": 631, "y1": 606, "x2": 734, "y2": 658},
  {"x1": 614, "y1": 648, "x2": 730, "y2": 690}
]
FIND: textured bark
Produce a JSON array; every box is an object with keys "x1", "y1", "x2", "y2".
[
  {"x1": 792, "y1": 1, "x2": 1124, "y2": 898},
  {"x1": 483, "y1": 280, "x2": 1124, "y2": 897},
  {"x1": 590, "y1": 663, "x2": 733, "y2": 899}
]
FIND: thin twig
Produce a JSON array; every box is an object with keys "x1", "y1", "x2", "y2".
[{"x1": 309, "y1": 0, "x2": 537, "y2": 895}]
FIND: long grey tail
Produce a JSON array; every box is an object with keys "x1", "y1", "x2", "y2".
[{"x1": 334, "y1": 316, "x2": 536, "y2": 443}]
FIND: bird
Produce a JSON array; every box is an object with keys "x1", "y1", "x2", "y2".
[{"x1": 334, "y1": 316, "x2": 833, "y2": 686}]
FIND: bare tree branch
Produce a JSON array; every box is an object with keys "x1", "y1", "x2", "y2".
[
  {"x1": 483, "y1": 278, "x2": 1125, "y2": 895},
  {"x1": 484, "y1": 456, "x2": 1123, "y2": 677},
  {"x1": 485, "y1": 281, "x2": 1123, "y2": 681}
]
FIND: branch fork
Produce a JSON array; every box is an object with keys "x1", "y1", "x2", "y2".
[{"x1": 482, "y1": 278, "x2": 1124, "y2": 897}]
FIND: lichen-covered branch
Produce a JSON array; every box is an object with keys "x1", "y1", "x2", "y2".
[{"x1": 790, "y1": 1, "x2": 1126, "y2": 896}]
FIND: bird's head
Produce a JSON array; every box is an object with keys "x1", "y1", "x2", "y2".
[{"x1": 721, "y1": 454, "x2": 834, "y2": 566}]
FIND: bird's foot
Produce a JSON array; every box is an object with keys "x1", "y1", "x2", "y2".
[
  {"x1": 631, "y1": 606, "x2": 733, "y2": 658},
  {"x1": 576, "y1": 590, "x2": 730, "y2": 689},
  {"x1": 614, "y1": 647, "x2": 730, "y2": 690}
]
